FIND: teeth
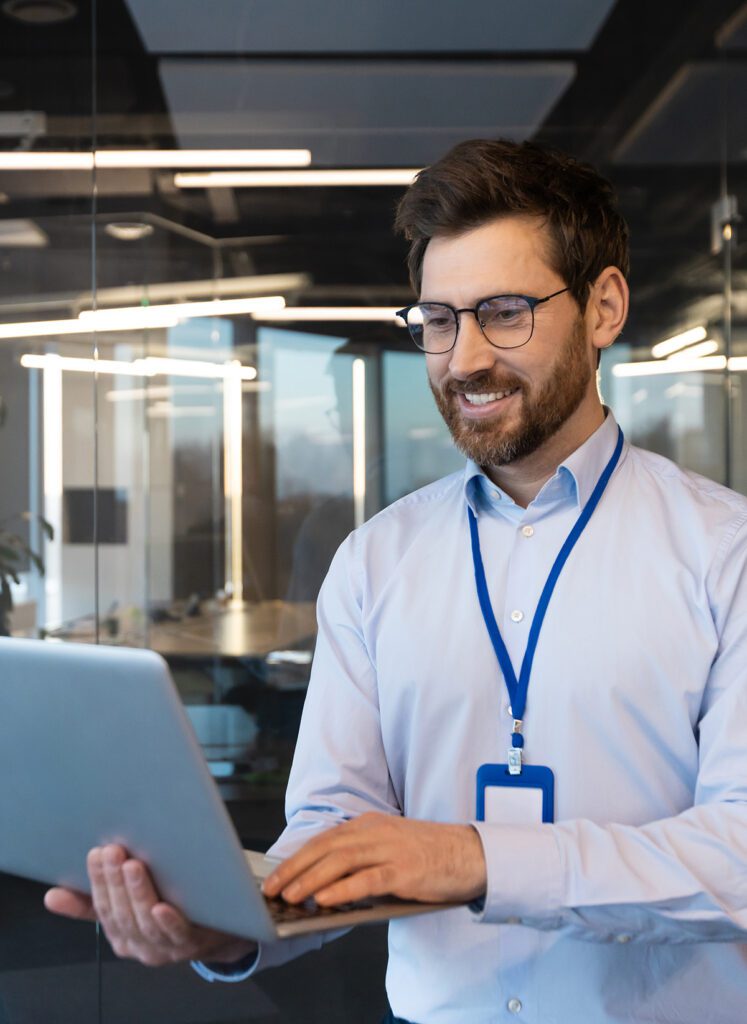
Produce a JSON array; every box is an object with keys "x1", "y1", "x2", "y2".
[{"x1": 464, "y1": 388, "x2": 517, "y2": 405}]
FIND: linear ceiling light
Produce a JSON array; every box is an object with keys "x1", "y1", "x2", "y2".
[
  {"x1": 0, "y1": 149, "x2": 312, "y2": 171},
  {"x1": 651, "y1": 326, "x2": 707, "y2": 359},
  {"x1": 78, "y1": 295, "x2": 286, "y2": 325},
  {"x1": 20, "y1": 353, "x2": 258, "y2": 381},
  {"x1": 174, "y1": 169, "x2": 421, "y2": 189},
  {"x1": 79, "y1": 273, "x2": 310, "y2": 310},
  {"x1": 261, "y1": 306, "x2": 405, "y2": 323},
  {"x1": 666, "y1": 339, "x2": 719, "y2": 361},
  {"x1": 612, "y1": 356, "x2": 727, "y2": 377},
  {"x1": 0, "y1": 295, "x2": 285, "y2": 339}
]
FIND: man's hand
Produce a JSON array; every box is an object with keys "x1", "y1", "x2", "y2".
[
  {"x1": 262, "y1": 813, "x2": 486, "y2": 907},
  {"x1": 44, "y1": 845, "x2": 256, "y2": 968}
]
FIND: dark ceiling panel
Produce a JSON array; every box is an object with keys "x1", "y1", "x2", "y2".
[
  {"x1": 614, "y1": 62, "x2": 747, "y2": 164},
  {"x1": 126, "y1": 0, "x2": 615, "y2": 54},
  {"x1": 159, "y1": 59, "x2": 575, "y2": 164}
]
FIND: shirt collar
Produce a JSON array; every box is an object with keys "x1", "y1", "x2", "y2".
[{"x1": 463, "y1": 408, "x2": 622, "y2": 516}]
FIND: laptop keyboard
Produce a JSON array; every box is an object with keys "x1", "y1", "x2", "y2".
[{"x1": 264, "y1": 894, "x2": 376, "y2": 923}]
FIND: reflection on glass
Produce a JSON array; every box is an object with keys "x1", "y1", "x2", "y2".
[{"x1": 383, "y1": 351, "x2": 463, "y2": 506}]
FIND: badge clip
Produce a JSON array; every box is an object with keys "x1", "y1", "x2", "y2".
[{"x1": 508, "y1": 718, "x2": 523, "y2": 775}]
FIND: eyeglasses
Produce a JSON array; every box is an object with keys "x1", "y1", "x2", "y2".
[{"x1": 396, "y1": 287, "x2": 570, "y2": 354}]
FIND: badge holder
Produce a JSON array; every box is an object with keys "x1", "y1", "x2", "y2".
[
  {"x1": 476, "y1": 762, "x2": 555, "y2": 824},
  {"x1": 476, "y1": 716, "x2": 554, "y2": 823}
]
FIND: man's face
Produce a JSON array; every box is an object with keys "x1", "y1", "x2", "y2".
[{"x1": 422, "y1": 215, "x2": 596, "y2": 468}]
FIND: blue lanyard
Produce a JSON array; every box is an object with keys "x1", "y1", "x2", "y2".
[{"x1": 468, "y1": 426, "x2": 624, "y2": 767}]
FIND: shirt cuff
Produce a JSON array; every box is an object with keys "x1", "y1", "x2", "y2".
[
  {"x1": 191, "y1": 946, "x2": 261, "y2": 983},
  {"x1": 470, "y1": 821, "x2": 563, "y2": 925}
]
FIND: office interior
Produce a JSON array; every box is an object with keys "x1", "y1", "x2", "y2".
[{"x1": 0, "y1": 0, "x2": 745, "y2": 1020}]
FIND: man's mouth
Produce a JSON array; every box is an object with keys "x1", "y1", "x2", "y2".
[{"x1": 462, "y1": 387, "x2": 520, "y2": 406}]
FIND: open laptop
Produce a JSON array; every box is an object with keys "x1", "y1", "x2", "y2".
[{"x1": 0, "y1": 637, "x2": 455, "y2": 942}]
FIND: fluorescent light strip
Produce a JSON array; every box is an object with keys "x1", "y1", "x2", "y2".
[
  {"x1": 174, "y1": 169, "x2": 421, "y2": 189},
  {"x1": 651, "y1": 326, "x2": 707, "y2": 359},
  {"x1": 262, "y1": 307, "x2": 404, "y2": 323},
  {"x1": 147, "y1": 405, "x2": 215, "y2": 419},
  {"x1": 667, "y1": 340, "x2": 719, "y2": 360},
  {"x1": 0, "y1": 295, "x2": 286, "y2": 339},
  {"x1": 21, "y1": 354, "x2": 258, "y2": 381},
  {"x1": 613, "y1": 356, "x2": 727, "y2": 377},
  {"x1": 107, "y1": 385, "x2": 215, "y2": 403},
  {"x1": 223, "y1": 362, "x2": 244, "y2": 606},
  {"x1": 79, "y1": 295, "x2": 285, "y2": 327},
  {"x1": 77, "y1": 273, "x2": 310, "y2": 310},
  {"x1": 0, "y1": 150, "x2": 311, "y2": 171},
  {"x1": 42, "y1": 360, "x2": 63, "y2": 629},
  {"x1": 352, "y1": 358, "x2": 366, "y2": 529}
]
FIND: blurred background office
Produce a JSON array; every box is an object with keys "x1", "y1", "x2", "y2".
[{"x1": 0, "y1": 0, "x2": 745, "y2": 1020}]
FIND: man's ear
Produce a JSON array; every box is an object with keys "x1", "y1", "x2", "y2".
[{"x1": 586, "y1": 266, "x2": 629, "y2": 354}]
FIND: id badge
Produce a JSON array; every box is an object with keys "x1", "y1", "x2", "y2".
[{"x1": 476, "y1": 763, "x2": 555, "y2": 824}]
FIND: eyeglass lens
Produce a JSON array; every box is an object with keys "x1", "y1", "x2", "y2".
[{"x1": 405, "y1": 296, "x2": 534, "y2": 353}]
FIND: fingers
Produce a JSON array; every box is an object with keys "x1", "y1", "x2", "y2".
[
  {"x1": 263, "y1": 816, "x2": 487, "y2": 907},
  {"x1": 280, "y1": 844, "x2": 387, "y2": 904},
  {"x1": 150, "y1": 902, "x2": 192, "y2": 945},
  {"x1": 263, "y1": 814, "x2": 388, "y2": 898},
  {"x1": 315, "y1": 864, "x2": 397, "y2": 906},
  {"x1": 82, "y1": 845, "x2": 252, "y2": 968},
  {"x1": 122, "y1": 860, "x2": 171, "y2": 947},
  {"x1": 44, "y1": 886, "x2": 97, "y2": 921},
  {"x1": 88, "y1": 845, "x2": 184, "y2": 963}
]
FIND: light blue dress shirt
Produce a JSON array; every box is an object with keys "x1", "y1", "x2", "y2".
[{"x1": 198, "y1": 411, "x2": 747, "y2": 1023}]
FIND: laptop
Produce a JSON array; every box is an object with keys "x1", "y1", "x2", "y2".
[{"x1": 0, "y1": 637, "x2": 455, "y2": 942}]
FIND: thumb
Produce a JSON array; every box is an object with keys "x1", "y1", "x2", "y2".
[{"x1": 44, "y1": 886, "x2": 98, "y2": 922}]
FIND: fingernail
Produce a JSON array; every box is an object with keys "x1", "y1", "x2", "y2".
[{"x1": 284, "y1": 883, "x2": 300, "y2": 901}]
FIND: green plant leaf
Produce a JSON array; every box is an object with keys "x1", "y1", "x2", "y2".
[{"x1": 20, "y1": 511, "x2": 54, "y2": 541}]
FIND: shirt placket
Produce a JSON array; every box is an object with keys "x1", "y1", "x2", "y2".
[{"x1": 488, "y1": 503, "x2": 570, "y2": 1024}]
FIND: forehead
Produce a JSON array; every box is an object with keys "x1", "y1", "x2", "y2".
[{"x1": 419, "y1": 214, "x2": 558, "y2": 302}]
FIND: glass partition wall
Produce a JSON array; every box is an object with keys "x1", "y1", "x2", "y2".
[{"x1": 0, "y1": 1, "x2": 745, "y2": 1020}]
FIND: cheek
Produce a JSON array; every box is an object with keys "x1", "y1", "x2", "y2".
[{"x1": 425, "y1": 353, "x2": 450, "y2": 388}]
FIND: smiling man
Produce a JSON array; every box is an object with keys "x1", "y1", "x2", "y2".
[{"x1": 47, "y1": 139, "x2": 747, "y2": 1023}]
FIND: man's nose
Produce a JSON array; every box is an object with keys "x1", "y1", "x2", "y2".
[{"x1": 448, "y1": 311, "x2": 498, "y2": 381}]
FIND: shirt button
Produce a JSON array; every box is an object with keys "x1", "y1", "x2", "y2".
[
  {"x1": 615, "y1": 934, "x2": 632, "y2": 944},
  {"x1": 510, "y1": 610, "x2": 524, "y2": 623},
  {"x1": 521, "y1": 525, "x2": 534, "y2": 537},
  {"x1": 507, "y1": 997, "x2": 523, "y2": 1014}
]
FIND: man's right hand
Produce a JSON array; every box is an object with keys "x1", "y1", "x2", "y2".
[{"x1": 44, "y1": 844, "x2": 257, "y2": 969}]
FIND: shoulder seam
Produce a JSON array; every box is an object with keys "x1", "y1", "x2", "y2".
[{"x1": 712, "y1": 509, "x2": 747, "y2": 580}]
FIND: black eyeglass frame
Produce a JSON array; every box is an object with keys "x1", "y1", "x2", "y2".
[{"x1": 396, "y1": 287, "x2": 570, "y2": 353}]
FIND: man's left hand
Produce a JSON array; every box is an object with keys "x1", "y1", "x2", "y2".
[{"x1": 262, "y1": 813, "x2": 486, "y2": 907}]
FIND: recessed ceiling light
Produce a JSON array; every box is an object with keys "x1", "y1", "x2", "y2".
[
  {"x1": 104, "y1": 221, "x2": 154, "y2": 242},
  {"x1": 2, "y1": 0, "x2": 77, "y2": 23}
]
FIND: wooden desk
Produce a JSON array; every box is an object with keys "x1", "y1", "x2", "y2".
[{"x1": 48, "y1": 600, "x2": 317, "y2": 661}]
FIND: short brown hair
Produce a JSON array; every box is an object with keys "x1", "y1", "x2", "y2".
[{"x1": 395, "y1": 138, "x2": 629, "y2": 309}]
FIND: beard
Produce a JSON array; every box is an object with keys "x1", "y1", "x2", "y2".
[{"x1": 429, "y1": 317, "x2": 593, "y2": 468}]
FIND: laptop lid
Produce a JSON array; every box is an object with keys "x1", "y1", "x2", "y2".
[
  {"x1": 0, "y1": 637, "x2": 458, "y2": 943},
  {"x1": 0, "y1": 637, "x2": 279, "y2": 943}
]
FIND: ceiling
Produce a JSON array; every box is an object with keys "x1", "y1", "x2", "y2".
[{"x1": 0, "y1": 0, "x2": 744, "y2": 349}]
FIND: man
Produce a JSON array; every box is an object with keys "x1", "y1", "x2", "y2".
[{"x1": 47, "y1": 139, "x2": 747, "y2": 1023}]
